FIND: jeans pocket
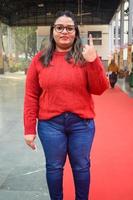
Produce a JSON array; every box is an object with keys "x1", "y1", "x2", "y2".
[
  {"x1": 84, "y1": 119, "x2": 90, "y2": 126},
  {"x1": 84, "y1": 119, "x2": 95, "y2": 131}
]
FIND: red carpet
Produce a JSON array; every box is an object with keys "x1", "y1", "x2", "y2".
[{"x1": 64, "y1": 87, "x2": 133, "y2": 200}]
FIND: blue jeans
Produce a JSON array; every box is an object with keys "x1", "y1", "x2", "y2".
[{"x1": 38, "y1": 112, "x2": 95, "y2": 200}]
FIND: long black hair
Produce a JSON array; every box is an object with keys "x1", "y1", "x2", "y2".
[{"x1": 40, "y1": 10, "x2": 84, "y2": 66}]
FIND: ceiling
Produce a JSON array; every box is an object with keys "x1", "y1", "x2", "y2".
[{"x1": 0, "y1": 0, "x2": 122, "y2": 26}]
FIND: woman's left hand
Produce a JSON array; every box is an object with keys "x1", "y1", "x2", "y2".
[{"x1": 82, "y1": 34, "x2": 97, "y2": 62}]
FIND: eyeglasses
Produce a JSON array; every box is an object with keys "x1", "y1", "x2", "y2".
[{"x1": 53, "y1": 24, "x2": 75, "y2": 33}]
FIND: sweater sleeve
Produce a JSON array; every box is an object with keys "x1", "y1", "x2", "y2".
[
  {"x1": 85, "y1": 56, "x2": 109, "y2": 95},
  {"x1": 24, "y1": 57, "x2": 42, "y2": 135}
]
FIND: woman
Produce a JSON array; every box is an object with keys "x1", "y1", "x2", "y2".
[
  {"x1": 24, "y1": 10, "x2": 109, "y2": 200},
  {"x1": 108, "y1": 59, "x2": 119, "y2": 88}
]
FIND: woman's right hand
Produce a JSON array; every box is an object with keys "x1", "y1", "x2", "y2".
[{"x1": 24, "y1": 134, "x2": 36, "y2": 150}]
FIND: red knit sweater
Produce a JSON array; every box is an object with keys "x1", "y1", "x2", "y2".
[{"x1": 24, "y1": 51, "x2": 109, "y2": 135}]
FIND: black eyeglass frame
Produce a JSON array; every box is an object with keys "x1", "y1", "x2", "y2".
[{"x1": 53, "y1": 24, "x2": 76, "y2": 33}]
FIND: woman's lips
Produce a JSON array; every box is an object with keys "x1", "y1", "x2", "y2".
[{"x1": 60, "y1": 36, "x2": 69, "y2": 40}]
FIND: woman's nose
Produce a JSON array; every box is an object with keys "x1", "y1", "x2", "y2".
[{"x1": 62, "y1": 28, "x2": 68, "y2": 33}]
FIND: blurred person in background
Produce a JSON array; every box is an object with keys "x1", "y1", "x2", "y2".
[{"x1": 108, "y1": 59, "x2": 119, "y2": 88}]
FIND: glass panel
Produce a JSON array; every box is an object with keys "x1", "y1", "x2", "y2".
[
  {"x1": 88, "y1": 39, "x2": 102, "y2": 45},
  {"x1": 88, "y1": 31, "x2": 102, "y2": 38}
]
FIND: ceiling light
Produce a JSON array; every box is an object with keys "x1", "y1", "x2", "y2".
[{"x1": 38, "y1": 3, "x2": 44, "y2": 7}]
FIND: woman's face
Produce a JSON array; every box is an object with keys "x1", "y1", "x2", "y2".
[{"x1": 53, "y1": 16, "x2": 76, "y2": 51}]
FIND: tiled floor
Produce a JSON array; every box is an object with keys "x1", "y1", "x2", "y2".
[
  {"x1": 117, "y1": 77, "x2": 133, "y2": 97},
  {"x1": 0, "y1": 74, "x2": 50, "y2": 200}
]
